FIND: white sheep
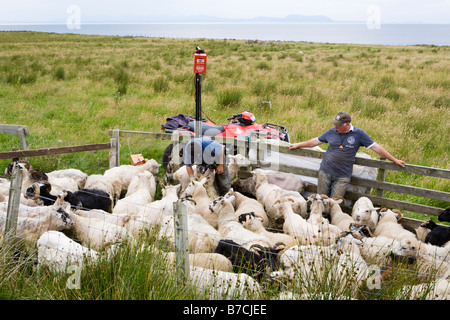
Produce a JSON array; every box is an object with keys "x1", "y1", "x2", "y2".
[
  {"x1": 37, "y1": 230, "x2": 99, "y2": 273},
  {"x1": 253, "y1": 169, "x2": 307, "y2": 229},
  {"x1": 46, "y1": 168, "x2": 88, "y2": 190},
  {"x1": 306, "y1": 194, "x2": 342, "y2": 241},
  {"x1": 351, "y1": 196, "x2": 380, "y2": 232},
  {"x1": 184, "y1": 178, "x2": 218, "y2": 228},
  {"x1": 112, "y1": 171, "x2": 156, "y2": 215},
  {"x1": 348, "y1": 226, "x2": 417, "y2": 266},
  {"x1": 144, "y1": 245, "x2": 232, "y2": 272},
  {"x1": 104, "y1": 158, "x2": 160, "y2": 198},
  {"x1": 415, "y1": 241, "x2": 450, "y2": 280},
  {"x1": 272, "y1": 232, "x2": 374, "y2": 298},
  {"x1": 157, "y1": 211, "x2": 222, "y2": 253},
  {"x1": 83, "y1": 174, "x2": 116, "y2": 204},
  {"x1": 274, "y1": 196, "x2": 322, "y2": 245},
  {"x1": 189, "y1": 266, "x2": 262, "y2": 300},
  {"x1": 224, "y1": 188, "x2": 269, "y2": 228},
  {"x1": 209, "y1": 195, "x2": 273, "y2": 250},
  {"x1": 68, "y1": 210, "x2": 136, "y2": 251},
  {"x1": 72, "y1": 208, "x2": 130, "y2": 228},
  {"x1": 172, "y1": 164, "x2": 199, "y2": 197},
  {"x1": 0, "y1": 202, "x2": 74, "y2": 248},
  {"x1": 124, "y1": 184, "x2": 182, "y2": 238},
  {"x1": 138, "y1": 184, "x2": 180, "y2": 219},
  {"x1": 322, "y1": 196, "x2": 356, "y2": 232},
  {"x1": 239, "y1": 212, "x2": 298, "y2": 249},
  {"x1": 374, "y1": 208, "x2": 420, "y2": 258},
  {"x1": 196, "y1": 167, "x2": 219, "y2": 199},
  {"x1": 14, "y1": 163, "x2": 80, "y2": 194},
  {"x1": 253, "y1": 168, "x2": 285, "y2": 226},
  {"x1": 227, "y1": 153, "x2": 251, "y2": 185},
  {"x1": 399, "y1": 278, "x2": 450, "y2": 300}
]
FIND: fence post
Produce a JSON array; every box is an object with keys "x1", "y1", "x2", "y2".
[
  {"x1": 173, "y1": 201, "x2": 189, "y2": 283},
  {"x1": 17, "y1": 126, "x2": 28, "y2": 161},
  {"x1": 5, "y1": 163, "x2": 23, "y2": 238},
  {"x1": 171, "y1": 131, "x2": 181, "y2": 170},
  {"x1": 376, "y1": 157, "x2": 387, "y2": 197},
  {"x1": 109, "y1": 129, "x2": 120, "y2": 168}
]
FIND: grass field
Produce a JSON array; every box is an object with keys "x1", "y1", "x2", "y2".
[{"x1": 0, "y1": 31, "x2": 449, "y2": 300}]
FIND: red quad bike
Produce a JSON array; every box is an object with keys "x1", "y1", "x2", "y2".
[{"x1": 161, "y1": 110, "x2": 290, "y2": 171}]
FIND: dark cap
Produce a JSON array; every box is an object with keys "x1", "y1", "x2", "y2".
[{"x1": 331, "y1": 112, "x2": 351, "y2": 126}]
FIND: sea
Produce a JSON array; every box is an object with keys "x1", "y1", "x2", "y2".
[{"x1": 0, "y1": 23, "x2": 449, "y2": 46}]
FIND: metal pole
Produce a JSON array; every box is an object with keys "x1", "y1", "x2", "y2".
[
  {"x1": 173, "y1": 201, "x2": 189, "y2": 283},
  {"x1": 194, "y1": 73, "x2": 202, "y2": 138}
]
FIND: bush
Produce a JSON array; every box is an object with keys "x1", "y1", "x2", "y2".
[
  {"x1": 54, "y1": 67, "x2": 66, "y2": 80},
  {"x1": 153, "y1": 77, "x2": 169, "y2": 93},
  {"x1": 217, "y1": 89, "x2": 243, "y2": 107},
  {"x1": 256, "y1": 61, "x2": 271, "y2": 70}
]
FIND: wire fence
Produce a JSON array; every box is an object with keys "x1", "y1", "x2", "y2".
[{"x1": 1, "y1": 165, "x2": 449, "y2": 300}]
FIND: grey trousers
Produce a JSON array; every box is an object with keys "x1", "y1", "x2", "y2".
[
  {"x1": 317, "y1": 170, "x2": 350, "y2": 198},
  {"x1": 214, "y1": 163, "x2": 231, "y2": 196}
]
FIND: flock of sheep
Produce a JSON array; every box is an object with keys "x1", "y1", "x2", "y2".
[{"x1": 0, "y1": 153, "x2": 449, "y2": 300}]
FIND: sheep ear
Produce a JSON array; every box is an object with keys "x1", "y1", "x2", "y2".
[
  {"x1": 254, "y1": 214, "x2": 264, "y2": 222},
  {"x1": 200, "y1": 177, "x2": 207, "y2": 185}
]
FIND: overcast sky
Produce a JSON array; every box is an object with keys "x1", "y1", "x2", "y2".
[{"x1": 1, "y1": 0, "x2": 449, "y2": 24}]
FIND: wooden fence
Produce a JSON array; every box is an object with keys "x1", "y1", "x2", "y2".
[
  {"x1": 0, "y1": 126, "x2": 447, "y2": 229},
  {"x1": 109, "y1": 129, "x2": 450, "y2": 228}
]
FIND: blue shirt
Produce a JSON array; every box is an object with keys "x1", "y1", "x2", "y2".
[
  {"x1": 318, "y1": 125, "x2": 375, "y2": 178},
  {"x1": 184, "y1": 137, "x2": 223, "y2": 167}
]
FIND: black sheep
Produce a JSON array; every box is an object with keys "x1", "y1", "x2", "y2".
[
  {"x1": 214, "y1": 239, "x2": 283, "y2": 281},
  {"x1": 438, "y1": 208, "x2": 450, "y2": 223},
  {"x1": 26, "y1": 182, "x2": 55, "y2": 205},
  {"x1": 63, "y1": 189, "x2": 112, "y2": 213},
  {"x1": 422, "y1": 219, "x2": 450, "y2": 247},
  {"x1": 26, "y1": 182, "x2": 112, "y2": 213}
]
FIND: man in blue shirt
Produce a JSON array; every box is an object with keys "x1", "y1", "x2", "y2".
[
  {"x1": 184, "y1": 137, "x2": 230, "y2": 196},
  {"x1": 289, "y1": 112, "x2": 406, "y2": 197}
]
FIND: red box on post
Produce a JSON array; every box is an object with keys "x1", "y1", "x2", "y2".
[{"x1": 194, "y1": 52, "x2": 207, "y2": 74}]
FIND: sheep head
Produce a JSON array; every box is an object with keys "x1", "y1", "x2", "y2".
[
  {"x1": 162, "y1": 184, "x2": 181, "y2": 198},
  {"x1": 354, "y1": 206, "x2": 380, "y2": 224},
  {"x1": 227, "y1": 154, "x2": 250, "y2": 167},
  {"x1": 420, "y1": 219, "x2": 437, "y2": 230},
  {"x1": 25, "y1": 182, "x2": 41, "y2": 200},
  {"x1": 378, "y1": 208, "x2": 399, "y2": 223},
  {"x1": 185, "y1": 177, "x2": 207, "y2": 197},
  {"x1": 208, "y1": 195, "x2": 235, "y2": 218},
  {"x1": 141, "y1": 158, "x2": 161, "y2": 175},
  {"x1": 251, "y1": 169, "x2": 268, "y2": 188},
  {"x1": 238, "y1": 212, "x2": 264, "y2": 231},
  {"x1": 53, "y1": 205, "x2": 75, "y2": 230}
]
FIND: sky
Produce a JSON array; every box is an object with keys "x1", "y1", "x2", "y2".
[{"x1": 1, "y1": 0, "x2": 449, "y2": 24}]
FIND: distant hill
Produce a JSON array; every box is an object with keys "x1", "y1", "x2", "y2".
[
  {"x1": 82, "y1": 14, "x2": 334, "y2": 24},
  {"x1": 249, "y1": 15, "x2": 334, "y2": 22}
]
